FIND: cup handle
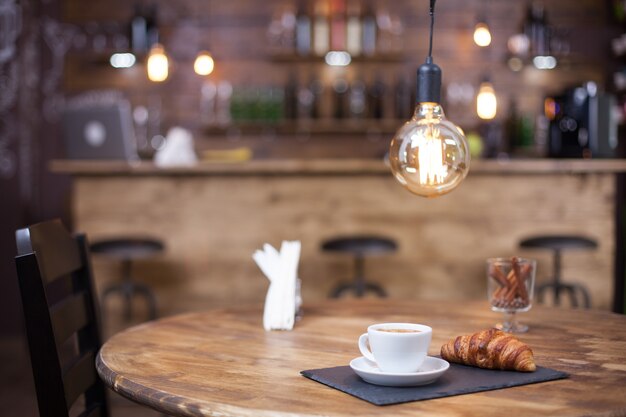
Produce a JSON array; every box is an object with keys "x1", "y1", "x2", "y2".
[{"x1": 358, "y1": 333, "x2": 376, "y2": 363}]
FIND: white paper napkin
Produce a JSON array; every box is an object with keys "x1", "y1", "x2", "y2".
[{"x1": 253, "y1": 241, "x2": 301, "y2": 331}]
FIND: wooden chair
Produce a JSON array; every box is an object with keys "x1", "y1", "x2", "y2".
[{"x1": 14, "y1": 219, "x2": 109, "y2": 417}]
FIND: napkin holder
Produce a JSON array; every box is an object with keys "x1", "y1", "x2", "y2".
[{"x1": 253, "y1": 241, "x2": 302, "y2": 331}]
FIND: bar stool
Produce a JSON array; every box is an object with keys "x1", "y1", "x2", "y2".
[
  {"x1": 91, "y1": 237, "x2": 164, "y2": 320},
  {"x1": 519, "y1": 235, "x2": 597, "y2": 308},
  {"x1": 321, "y1": 236, "x2": 397, "y2": 298}
]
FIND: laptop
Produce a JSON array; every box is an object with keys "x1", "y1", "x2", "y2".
[{"x1": 62, "y1": 100, "x2": 138, "y2": 161}]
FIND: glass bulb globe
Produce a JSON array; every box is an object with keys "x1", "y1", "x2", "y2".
[{"x1": 389, "y1": 102, "x2": 470, "y2": 198}]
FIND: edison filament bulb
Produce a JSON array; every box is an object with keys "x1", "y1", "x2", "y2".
[
  {"x1": 389, "y1": 0, "x2": 470, "y2": 198},
  {"x1": 389, "y1": 102, "x2": 470, "y2": 198}
]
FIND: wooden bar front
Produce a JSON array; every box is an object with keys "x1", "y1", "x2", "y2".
[{"x1": 52, "y1": 159, "x2": 625, "y2": 315}]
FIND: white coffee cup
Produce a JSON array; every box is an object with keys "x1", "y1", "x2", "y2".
[{"x1": 358, "y1": 323, "x2": 432, "y2": 373}]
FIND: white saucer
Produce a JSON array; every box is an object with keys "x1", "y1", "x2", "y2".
[{"x1": 349, "y1": 356, "x2": 450, "y2": 387}]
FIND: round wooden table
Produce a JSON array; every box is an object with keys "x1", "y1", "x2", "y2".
[{"x1": 96, "y1": 300, "x2": 626, "y2": 417}]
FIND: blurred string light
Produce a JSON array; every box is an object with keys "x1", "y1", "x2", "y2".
[
  {"x1": 532, "y1": 55, "x2": 557, "y2": 70},
  {"x1": 110, "y1": 53, "x2": 136, "y2": 68},
  {"x1": 476, "y1": 79, "x2": 497, "y2": 120},
  {"x1": 473, "y1": 22, "x2": 491, "y2": 47},
  {"x1": 506, "y1": 3, "x2": 563, "y2": 71},
  {"x1": 194, "y1": 50, "x2": 215, "y2": 75},
  {"x1": 147, "y1": 43, "x2": 169, "y2": 82},
  {"x1": 194, "y1": 0, "x2": 216, "y2": 77},
  {"x1": 325, "y1": 50, "x2": 351, "y2": 66}
]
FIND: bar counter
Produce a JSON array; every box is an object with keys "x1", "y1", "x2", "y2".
[
  {"x1": 51, "y1": 159, "x2": 626, "y2": 314},
  {"x1": 51, "y1": 158, "x2": 626, "y2": 176}
]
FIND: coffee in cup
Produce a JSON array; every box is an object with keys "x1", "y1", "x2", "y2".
[{"x1": 358, "y1": 323, "x2": 432, "y2": 373}]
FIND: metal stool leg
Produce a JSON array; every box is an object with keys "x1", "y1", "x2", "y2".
[
  {"x1": 537, "y1": 283, "x2": 553, "y2": 304},
  {"x1": 580, "y1": 287, "x2": 591, "y2": 309},
  {"x1": 364, "y1": 282, "x2": 387, "y2": 298},
  {"x1": 553, "y1": 249, "x2": 562, "y2": 306},
  {"x1": 133, "y1": 282, "x2": 158, "y2": 320},
  {"x1": 330, "y1": 283, "x2": 353, "y2": 298},
  {"x1": 121, "y1": 259, "x2": 134, "y2": 321},
  {"x1": 563, "y1": 285, "x2": 579, "y2": 308},
  {"x1": 354, "y1": 254, "x2": 365, "y2": 298},
  {"x1": 572, "y1": 284, "x2": 591, "y2": 308},
  {"x1": 102, "y1": 283, "x2": 124, "y2": 319},
  {"x1": 354, "y1": 255, "x2": 386, "y2": 298}
]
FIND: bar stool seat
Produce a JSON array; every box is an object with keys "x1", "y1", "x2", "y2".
[
  {"x1": 519, "y1": 235, "x2": 597, "y2": 308},
  {"x1": 91, "y1": 237, "x2": 164, "y2": 321},
  {"x1": 322, "y1": 236, "x2": 397, "y2": 298}
]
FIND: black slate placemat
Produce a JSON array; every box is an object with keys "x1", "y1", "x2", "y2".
[{"x1": 301, "y1": 362, "x2": 568, "y2": 406}]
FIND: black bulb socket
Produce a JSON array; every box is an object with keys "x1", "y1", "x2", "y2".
[{"x1": 416, "y1": 58, "x2": 442, "y2": 104}]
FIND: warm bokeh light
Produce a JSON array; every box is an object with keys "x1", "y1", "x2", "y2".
[
  {"x1": 194, "y1": 51, "x2": 215, "y2": 76},
  {"x1": 473, "y1": 23, "x2": 492, "y2": 47},
  {"x1": 477, "y1": 81, "x2": 497, "y2": 120},
  {"x1": 544, "y1": 97, "x2": 558, "y2": 120},
  {"x1": 507, "y1": 57, "x2": 524, "y2": 72},
  {"x1": 147, "y1": 44, "x2": 169, "y2": 82}
]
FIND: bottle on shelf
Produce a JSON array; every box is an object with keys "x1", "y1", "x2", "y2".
[
  {"x1": 284, "y1": 72, "x2": 299, "y2": 120},
  {"x1": 362, "y1": 0, "x2": 377, "y2": 56},
  {"x1": 524, "y1": 2, "x2": 549, "y2": 57},
  {"x1": 333, "y1": 78, "x2": 349, "y2": 119},
  {"x1": 145, "y1": 5, "x2": 159, "y2": 49},
  {"x1": 346, "y1": 0, "x2": 362, "y2": 56},
  {"x1": 349, "y1": 79, "x2": 367, "y2": 119},
  {"x1": 297, "y1": 78, "x2": 315, "y2": 119},
  {"x1": 330, "y1": 0, "x2": 347, "y2": 51},
  {"x1": 295, "y1": 1, "x2": 312, "y2": 56},
  {"x1": 309, "y1": 76, "x2": 324, "y2": 119},
  {"x1": 504, "y1": 98, "x2": 534, "y2": 153},
  {"x1": 130, "y1": 4, "x2": 148, "y2": 54},
  {"x1": 367, "y1": 74, "x2": 386, "y2": 119},
  {"x1": 394, "y1": 73, "x2": 412, "y2": 120},
  {"x1": 313, "y1": 1, "x2": 330, "y2": 56}
]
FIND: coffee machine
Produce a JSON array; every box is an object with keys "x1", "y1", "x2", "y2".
[{"x1": 546, "y1": 82, "x2": 618, "y2": 158}]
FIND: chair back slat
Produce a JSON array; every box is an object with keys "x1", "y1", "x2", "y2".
[
  {"x1": 14, "y1": 253, "x2": 68, "y2": 417},
  {"x1": 16, "y1": 220, "x2": 82, "y2": 284},
  {"x1": 14, "y1": 219, "x2": 109, "y2": 417},
  {"x1": 63, "y1": 351, "x2": 97, "y2": 409},
  {"x1": 50, "y1": 291, "x2": 89, "y2": 349}
]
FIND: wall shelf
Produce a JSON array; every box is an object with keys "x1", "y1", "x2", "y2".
[
  {"x1": 269, "y1": 52, "x2": 406, "y2": 64},
  {"x1": 204, "y1": 119, "x2": 404, "y2": 136}
]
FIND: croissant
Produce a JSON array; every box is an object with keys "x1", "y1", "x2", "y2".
[{"x1": 440, "y1": 328, "x2": 536, "y2": 372}]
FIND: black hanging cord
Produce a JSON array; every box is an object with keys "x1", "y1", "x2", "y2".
[
  {"x1": 428, "y1": 0, "x2": 436, "y2": 61},
  {"x1": 417, "y1": 0, "x2": 441, "y2": 103}
]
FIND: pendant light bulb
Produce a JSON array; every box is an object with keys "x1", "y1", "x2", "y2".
[
  {"x1": 147, "y1": 43, "x2": 169, "y2": 82},
  {"x1": 389, "y1": 0, "x2": 469, "y2": 198},
  {"x1": 194, "y1": 50, "x2": 215, "y2": 76},
  {"x1": 473, "y1": 22, "x2": 492, "y2": 47},
  {"x1": 390, "y1": 102, "x2": 470, "y2": 198},
  {"x1": 477, "y1": 81, "x2": 497, "y2": 120}
]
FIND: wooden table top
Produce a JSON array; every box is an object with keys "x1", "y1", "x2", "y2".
[{"x1": 96, "y1": 300, "x2": 626, "y2": 417}]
